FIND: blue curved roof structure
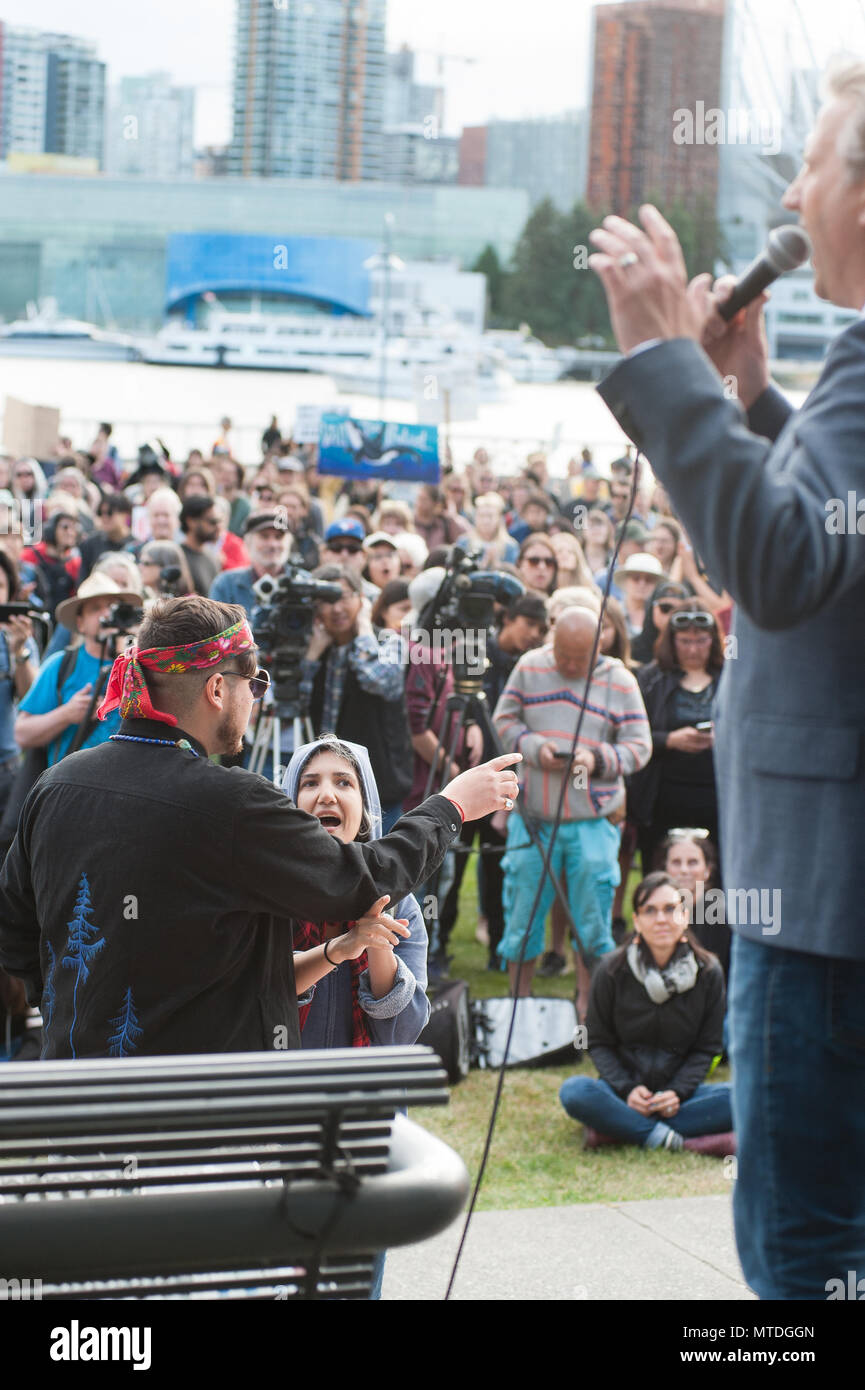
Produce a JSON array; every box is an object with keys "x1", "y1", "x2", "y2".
[{"x1": 165, "y1": 233, "x2": 376, "y2": 316}]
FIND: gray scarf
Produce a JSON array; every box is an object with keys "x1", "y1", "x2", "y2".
[{"x1": 627, "y1": 938, "x2": 698, "y2": 1004}]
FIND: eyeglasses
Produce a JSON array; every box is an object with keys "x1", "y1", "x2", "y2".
[
  {"x1": 666, "y1": 827, "x2": 710, "y2": 841},
  {"x1": 670, "y1": 611, "x2": 714, "y2": 631},
  {"x1": 221, "y1": 666, "x2": 271, "y2": 700},
  {"x1": 327, "y1": 541, "x2": 362, "y2": 555},
  {"x1": 637, "y1": 902, "x2": 683, "y2": 919},
  {"x1": 524, "y1": 555, "x2": 555, "y2": 567}
]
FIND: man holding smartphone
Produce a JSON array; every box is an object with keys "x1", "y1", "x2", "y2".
[{"x1": 494, "y1": 607, "x2": 652, "y2": 996}]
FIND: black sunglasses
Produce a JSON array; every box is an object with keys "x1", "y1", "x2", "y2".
[
  {"x1": 221, "y1": 666, "x2": 271, "y2": 700},
  {"x1": 327, "y1": 541, "x2": 362, "y2": 555},
  {"x1": 670, "y1": 611, "x2": 714, "y2": 631},
  {"x1": 524, "y1": 555, "x2": 555, "y2": 566},
  {"x1": 655, "y1": 601, "x2": 677, "y2": 614}
]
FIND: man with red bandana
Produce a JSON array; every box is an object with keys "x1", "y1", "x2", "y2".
[{"x1": 0, "y1": 595, "x2": 521, "y2": 1059}]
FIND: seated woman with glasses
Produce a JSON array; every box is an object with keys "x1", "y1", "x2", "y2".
[
  {"x1": 559, "y1": 872, "x2": 734, "y2": 1155},
  {"x1": 626, "y1": 600, "x2": 724, "y2": 876}
]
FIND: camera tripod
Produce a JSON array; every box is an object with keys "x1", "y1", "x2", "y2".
[{"x1": 247, "y1": 700, "x2": 314, "y2": 787}]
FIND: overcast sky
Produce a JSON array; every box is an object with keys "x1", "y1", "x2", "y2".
[{"x1": 1, "y1": 0, "x2": 862, "y2": 145}]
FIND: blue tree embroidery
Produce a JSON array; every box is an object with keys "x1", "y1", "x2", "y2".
[
  {"x1": 61, "y1": 873, "x2": 105, "y2": 1058},
  {"x1": 41, "y1": 940, "x2": 57, "y2": 1033},
  {"x1": 108, "y1": 987, "x2": 143, "y2": 1057}
]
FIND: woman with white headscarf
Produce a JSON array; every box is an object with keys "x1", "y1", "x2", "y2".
[
  {"x1": 283, "y1": 734, "x2": 430, "y2": 1050},
  {"x1": 283, "y1": 734, "x2": 431, "y2": 1302}
]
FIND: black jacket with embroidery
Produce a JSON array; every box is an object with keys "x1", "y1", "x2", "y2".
[{"x1": 0, "y1": 716, "x2": 463, "y2": 1059}]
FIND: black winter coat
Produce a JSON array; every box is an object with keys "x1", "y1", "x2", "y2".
[
  {"x1": 626, "y1": 661, "x2": 718, "y2": 827},
  {"x1": 586, "y1": 941, "x2": 725, "y2": 1100},
  {"x1": 0, "y1": 716, "x2": 462, "y2": 1060}
]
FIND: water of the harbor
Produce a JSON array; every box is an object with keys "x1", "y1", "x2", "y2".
[{"x1": 0, "y1": 356, "x2": 808, "y2": 475}]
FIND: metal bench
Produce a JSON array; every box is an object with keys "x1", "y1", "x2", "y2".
[{"x1": 0, "y1": 1046, "x2": 468, "y2": 1300}]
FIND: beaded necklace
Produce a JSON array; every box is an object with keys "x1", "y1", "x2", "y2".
[{"x1": 109, "y1": 733, "x2": 200, "y2": 759}]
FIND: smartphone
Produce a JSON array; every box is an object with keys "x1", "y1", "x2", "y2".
[
  {"x1": 695, "y1": 721, "x2": 713, "y2": 733},
  {"x1": 0, "y1": 603, "x2": 33, "y2": 622}
]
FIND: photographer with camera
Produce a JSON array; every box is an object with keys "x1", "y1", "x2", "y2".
[
  {"x1": 208, "y1": 510, "x2": 292, "y2": 617},
  {"x1": 299, "y1": 564, "x2": 411, "y2": 832},
  {"x1": 14, "y1": 575, "x2": 142, "y2": 766}
]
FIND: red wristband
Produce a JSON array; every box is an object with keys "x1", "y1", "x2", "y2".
[{"x1": 445, "y1": 797, "x2": 465, "y2": 823}]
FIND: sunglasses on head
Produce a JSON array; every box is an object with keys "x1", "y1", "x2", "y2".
[
  {"x1": 221, "y1": 666, "x2": 271, "y2": 700},
  {"x1": 667, "y1": 827, "x2": 710, "y2": 841},
  {"x1": 670, "y1": 610, "x2": 714, "y2": 630}
]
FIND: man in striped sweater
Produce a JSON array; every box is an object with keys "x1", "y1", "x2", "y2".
[{"x1": 493, "y1": 608, "x2": 652, "y2": 995}]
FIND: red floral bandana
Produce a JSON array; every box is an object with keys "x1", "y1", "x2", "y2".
[{"x1": 96, "y1": 618, "x2": 256, "y2": 726}]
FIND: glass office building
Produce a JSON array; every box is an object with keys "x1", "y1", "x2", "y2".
[{"x1": 0, "y1": 171, "x2": 529, "y2": 328}]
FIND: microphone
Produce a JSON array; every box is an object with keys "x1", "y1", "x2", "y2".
[{"x1": 717, "y1": 225, "x2": 812, "y2": 321}]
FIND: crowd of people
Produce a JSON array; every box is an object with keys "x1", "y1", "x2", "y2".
[{"x1": 0, "y1": 412, "x2": 735, "y2": 1161}]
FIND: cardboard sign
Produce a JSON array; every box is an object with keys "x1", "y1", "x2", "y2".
[{"x1": 3, "y1": 396, "x2": 61, "y2": 460}]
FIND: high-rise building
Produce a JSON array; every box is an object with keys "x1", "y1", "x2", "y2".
[
  {"x1": 458, "y1": 126, "x2": 487, "y2": 186},
  {"x1": 0, "y1": 24, "x2": 105, "y2": 166},
  {"x1": 384, "y1": 45, "x2": 442, "y2": 129},
  {"x1": 484, "y1": 115, "x2": 587, "y2": 210},
  {"x1": 228, "y1": 0, "x2": 386, "y2": 180},
  {"x1": 381, "y1": 45, "x2": 454, "y2": 183},
  {"x1": 587, "y1": 0, "x2": 725, "y2": 212},
  {"x1": 106, "y1": 74, "x2": 196, "y2": 179}
]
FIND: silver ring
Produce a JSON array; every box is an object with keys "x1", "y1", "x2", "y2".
[
  {"x1": 618, "y1": 252, "x2": 639, "y2": 268},
  {"x1": 504, "y1": 797, "x2": 514, "y2": 810}
]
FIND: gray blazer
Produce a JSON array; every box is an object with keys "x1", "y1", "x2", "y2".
[{"x1": 596, "y1": 319, "x2": 865, "y2": 959}]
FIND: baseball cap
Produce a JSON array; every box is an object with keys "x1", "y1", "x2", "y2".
[
  {"x1": 243, "y1": 510, "x2": 288, "y2": 537},
  {"x1": 325, "y1": 518, "x2": 366, "y2": 544},
  {"x1": 362, "y1": 530, "x2": 398, "y2": 552}
]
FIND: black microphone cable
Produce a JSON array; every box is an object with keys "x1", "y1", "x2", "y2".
[{"x1": 444, "y1": 449, "x2": 644, "y2": 1300}]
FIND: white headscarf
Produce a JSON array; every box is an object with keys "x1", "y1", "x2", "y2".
[{"x1": 283, "y1": 736, "x2": 383, "y2": 841}]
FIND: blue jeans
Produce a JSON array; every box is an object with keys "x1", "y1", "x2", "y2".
[
  {"x1": 380, "y1": 804, "x2": 403, "y2": 835},
  {"x1": 559, "y1": 1076, "x2": 733, "y2": 1148},
  {"x1": 369, "y1": 1250, "x2": 385, "y2": 1301},
  {"x1": 728, "y1": 933, "x2": 865, "y2": 1300},
  {"x1": 499, "y1": 812, "x2": 619, "y2": 963}
]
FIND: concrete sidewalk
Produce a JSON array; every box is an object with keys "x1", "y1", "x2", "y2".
[{"x1": 383, "y1": 1194, "x2": 755, "y2": 1301}]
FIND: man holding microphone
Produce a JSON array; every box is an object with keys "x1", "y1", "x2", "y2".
[{"x1": 588, "y1": 58, "x2": 865, "y2": 1298}]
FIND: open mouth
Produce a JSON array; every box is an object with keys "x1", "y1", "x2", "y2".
[{"x1": 317, "y1": 813, "x2": 342, "y2": 830}]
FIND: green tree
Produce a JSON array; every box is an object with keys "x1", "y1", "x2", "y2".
[
  {"x1": 478, "y1": 193, "x2": 724, "y2": 347},
  {"x1": 471, "y1": 243, "x2": 506, "y2": 321},
  {"x1": 500, "y1": 198, "x2": 574, "y2": 343}
]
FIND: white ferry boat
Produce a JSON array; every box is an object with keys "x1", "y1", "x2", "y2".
[{"x1": 0, "y1": 304, "x2": 141, "y2": 361}]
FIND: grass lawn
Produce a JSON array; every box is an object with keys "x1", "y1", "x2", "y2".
[{"x1": 416, "y1": 854, "x2": 732, "y2": 1210}]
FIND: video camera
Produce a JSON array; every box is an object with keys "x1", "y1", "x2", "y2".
[
  {"x1": 99, "y1": 602, "x2": 145, "y2": 637},
  {"x1": 418, "y1": 541, "x2": 524, "y2": 637},
  {"x1": 251, "y1": 564, "x2": 342, "y2": 717},
  {"x1": 417, "y1": 542, "x2": 524, "y2": 690}
]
